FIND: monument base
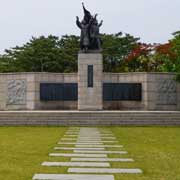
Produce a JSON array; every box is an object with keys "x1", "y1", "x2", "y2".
[{"x1": 78, "y1": 52, "x2": 103, "y2": 111}]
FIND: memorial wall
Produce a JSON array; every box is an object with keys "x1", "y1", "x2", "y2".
[{"x1": 0, "y1": 72, "x2": 179, "y2": 111}]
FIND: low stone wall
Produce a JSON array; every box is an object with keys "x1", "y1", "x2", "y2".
[
  {"x1": 103, "y1": 72, "x2": 180, "y2": 111},
  {"x1": 0, "y1": 111, "x2": 180, "y2": 126},
  {"x1": 34, "y1": 73, "x2": 77, "y2": 110},
  {"x1": 0, "y1": 73, "x2": 78, "y2": 110},
  {"x1": 0, "y1": 72, "x2": 179, "y2": 111},
  {"x1": 103, "y1": 73, "x2": 147, "y2": 110}
]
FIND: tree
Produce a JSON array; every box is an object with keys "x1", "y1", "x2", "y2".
[
  {"x1": 0, "y1": 35, "x2": 80, "y2": 73},
  {"x1": 0, "y1": 32, "x2": 140, "y2": 73},
  {"x1": 125, "y1": 43, "x2": 160, "y2": 72},
  {"x1": 101, "y1": 32, "x2": 140, "y2": 72},
  {"x1": 171, "y1": 31, "x2": 180, "y2": 82}
]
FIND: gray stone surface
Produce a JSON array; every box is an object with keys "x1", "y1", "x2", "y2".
[
  {"x1": 33, "y1": 174, "x2": 114, "y2": 180},
  {"x1": 58, "y1": 142, "x2": 103, "y2": 145},
  {"x1": 61, "y1": 138, "x2": 77, "y2": 141},
  {"x1": 75, "y1": 145, "x2": 123, "y2": 148},
  {"x1": 54, "y1": 147, "x2": 105, "y2": 150},
  {"x1": 78, "y1": 53, "x2": 103, "y2": 110},
  {"x1": 71, "y1": 158, "x2": 134, "y2": 162},
  {"x1": 7, "y1": 80, "x2": 27, "y2": 105},
  {"x1": 49, "y1": 153, "x2": 107, "y2": 158},
  {"x1": 156, "y1": 79, "x2": 177, "y2": 105},
  {"x1": 68, "y1": 168, "x2": 142, "y2": 174},
  {"x1": 78, "y1": 137, "x2": 116, "y2": 140},
  {"x1": 42, "y1": 162, "x2": 110, "y2": 167},
  {"x1": 77, "y1": 141, "x2": 118, "y2": 143},
  {"x1": 73, "y1": 150, "x2": 127, "y2": 154},
  {"x1": 66, "y1": 132, "x2": 79, "y2": 135},
  {"x1": 64, "y1": 135, "x2": 78, "y2": 137}
]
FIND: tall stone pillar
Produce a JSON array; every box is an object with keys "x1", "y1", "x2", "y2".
[{"x1": 78, "y1": 52, "x2": 103, "y2": 110}]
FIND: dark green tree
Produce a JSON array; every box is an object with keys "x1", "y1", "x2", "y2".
[
  {"x1": 0, "y1": 33, "x2": 139, "y2": 73},
  {"x1": 171, "y1": 31, "x2": 180, "y2": 82},
  {"x1": 0, "y1": 35, "x2": 79, "y2": 73},
  {"x1": 101, "y1": 32, "x2": 140, "y2": 72}
]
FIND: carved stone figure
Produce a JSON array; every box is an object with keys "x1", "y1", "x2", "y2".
[
  {"x1": 90, "y1": 14, "x2": 103, "y2": 50},
  {"x1": 76, "y1": 16, "x2": 93, "y2": 52},
  {"x1": 76, "y1": 3, "x2": 103, "y2": 52},
  {"x1": 156, "y1": 79, "x2": 177, "y2": 105},
  {"x1": 7, "y1": 80, "x2": 27, "y2": 105}
]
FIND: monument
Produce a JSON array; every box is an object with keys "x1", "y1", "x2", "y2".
[
  {"x1": 0, "y1": 3, "x2": 179, "y2": 112},
  {"x1": 77, "y1": 3, "x2": 103, "y2": 110}
]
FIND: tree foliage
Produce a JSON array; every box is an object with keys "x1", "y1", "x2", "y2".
[
  {"x1": 102, "y1": 32, "x2": 140, "y2": 72},
  {"x1": 0, "y1": 35, "x2": 79, "y2": 73},
  {"x1": 0, "y1": 31, "x2": 179, "y2": 75},
  {"x1": 0, "y1": 33, "x2": 139, "y2": 73}
]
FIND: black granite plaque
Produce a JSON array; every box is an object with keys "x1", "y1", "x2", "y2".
[
  {"x1": 40, "y1": 83, "x2": 78, "y2": 101},
  {"x1": 103, "y1": 83, "x2": 142, "y2": 101},
  {"x1": 88, "y1": 65, "x2": 93, "y2": 87}
]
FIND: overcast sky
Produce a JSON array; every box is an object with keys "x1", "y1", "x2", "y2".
[{"x1": 0, "y1": 0, "x2": 179, "y2": 53}]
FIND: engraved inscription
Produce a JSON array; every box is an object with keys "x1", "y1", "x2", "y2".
[
  {"x1": 156, "y1": 79, "x2": 177, "y2": 105},
  {"x1": 7, "y1": 80, "x2": 27, "y2": 105},
  {"x1": 88, "y1": 65, "x2": 93, "y2": 88}
]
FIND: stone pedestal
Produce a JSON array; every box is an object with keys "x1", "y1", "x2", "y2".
[{"x1": 78, "y1": 53, "x2": 103, "y2": 110}]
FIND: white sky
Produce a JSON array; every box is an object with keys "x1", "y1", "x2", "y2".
[{"x1": 0, "y1": 0, "x2": 179, "y2": 53}]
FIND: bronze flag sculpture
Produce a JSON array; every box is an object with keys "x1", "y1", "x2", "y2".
[{"x1": 76, "y1": 3, "x2": 103, "y2": 52}]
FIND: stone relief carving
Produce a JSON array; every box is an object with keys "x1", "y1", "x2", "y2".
[
  {"x1": 7, "y1": 80, "x2": 27, "y2": 105},
  {"x1": 156, "y1": 79, "x2": 177, "y2": 105}
]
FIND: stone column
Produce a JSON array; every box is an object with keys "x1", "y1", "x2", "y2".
[{"x1": 78, "y1": 52, "x2": 103, "y2": 110}]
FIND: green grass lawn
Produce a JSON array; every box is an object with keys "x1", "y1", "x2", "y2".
[{"x1": 0, "y1": 127, "x2": 180, "y2": 180}]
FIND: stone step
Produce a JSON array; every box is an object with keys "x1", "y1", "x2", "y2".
[
  {"x1": 42, "y1": 162, "x2": 110, "y2": 167},
  {"x1": 49, "y1": 153, "x2": 107, "y2": 158},
  {"x1": 68, "y1": 168, "x2": 143, "y2": 174},
  {"x1": 54, "y1": 147, "x2": 105, "y2": 150},
  {"x1": 33, "y1": 174, "x2": 114, "y2": 180},
  {"x1": 58, "y1": 142, "x2": 103, "y2": 145},
  {"x1": 71, "y1": 158, "x2": 134, "y2": 162},
  {"x1": 73, "y1": 150, "x2": 127, "y2": 154},
  {"x1": 75, "y1": 145, "x2": 123, "y2": 148},
  {"x1": 1, "y1": 111, "x2": 180, "y2": 126}
]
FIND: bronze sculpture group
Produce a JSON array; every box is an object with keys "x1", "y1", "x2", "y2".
[{"x1": 76, "y1": 3, "x2": 103, "y2": 52}]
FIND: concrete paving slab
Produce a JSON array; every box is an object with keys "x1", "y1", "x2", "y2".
[
  {"x1": 71, "y1": 158, "x2": 134, "y2": 162},
  {"x1": 75, "y1": 145, "x2": 123, "y2": 148},
  {"x1": 54, "y1": 147, "x2": 105, "y2": 150},
  {"x1": 58, "y1": 142, "x2": 103, "y2": 145},
  {"x1": 73, "y1": 150, "x2": 128, "y2": 154},
  {"x1": 49, "y1": 153, "x2": 107, "y2": 158},
  {"x1": 77, "y1": 141, "x2": 118, "y2": 143},
  {"x1": 64, "y1": 135, "x2": 78, "y2": 137},
  {"x1": 78, "y1": 137, "x2": 116, "y2": 140},
  {"x1": 68, "y1": 168, "x2": 143, "y2": 174},
  {"x1": 33, "y1": 174, "x2": 114, "y2": 180},
  {"x1": 61, "y1": 138, "x2": 77, "y2": 141},
  {"x1": 42, "y1": 162, "x2": 110, "y2": 167}
]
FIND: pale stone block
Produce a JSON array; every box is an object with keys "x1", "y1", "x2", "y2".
[
  {"x1": 33, "y1": 174, "x2": 114, "y2": 180},
  {"x1": 49, "y1": 153, "x2": 107, "y2": 158},
  {"x1": 27, "y1": 82, "x2": 35, "y2": 91},
  {"x1": 76, "y1": 141, "x2": 118, "y2": 143},
  {"x1": 26, "y1": 92, "x2": 35, "y2": 101},
  {"x1": 54, "y1": 74, "x2": 64, "y2": 82},
  {"x1": 42, "y1": 161, "x2": 110, "y2": 167},
  {"x1": 64, "y1": 75, "x2": 77, "y2": 83},
  {"x1": 54, "y1": 147, "x2": 105, "y2": 150},
  {"x1": 71, "y1": 158, "x2": 134, "y2": 162},
  {"x1": 73, "y1": 150, "x2": 127, "y2": 154},
  {"x1": 26, "y1": 101, "x2": 35, "y2": 110},
  {"x1": 27, "y1": 74, "x2": 35, "y2": 82},
  {"x1": 78, "y1": 53, "x2": 103, "y2": 110},
  {"x1": 68, "y1": 168, "x2": 143, "y2": 174}
]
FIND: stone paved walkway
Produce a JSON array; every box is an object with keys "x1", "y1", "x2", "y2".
[{"x1": 33, "y1": 127, "x2": 142, "y2": 180}]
